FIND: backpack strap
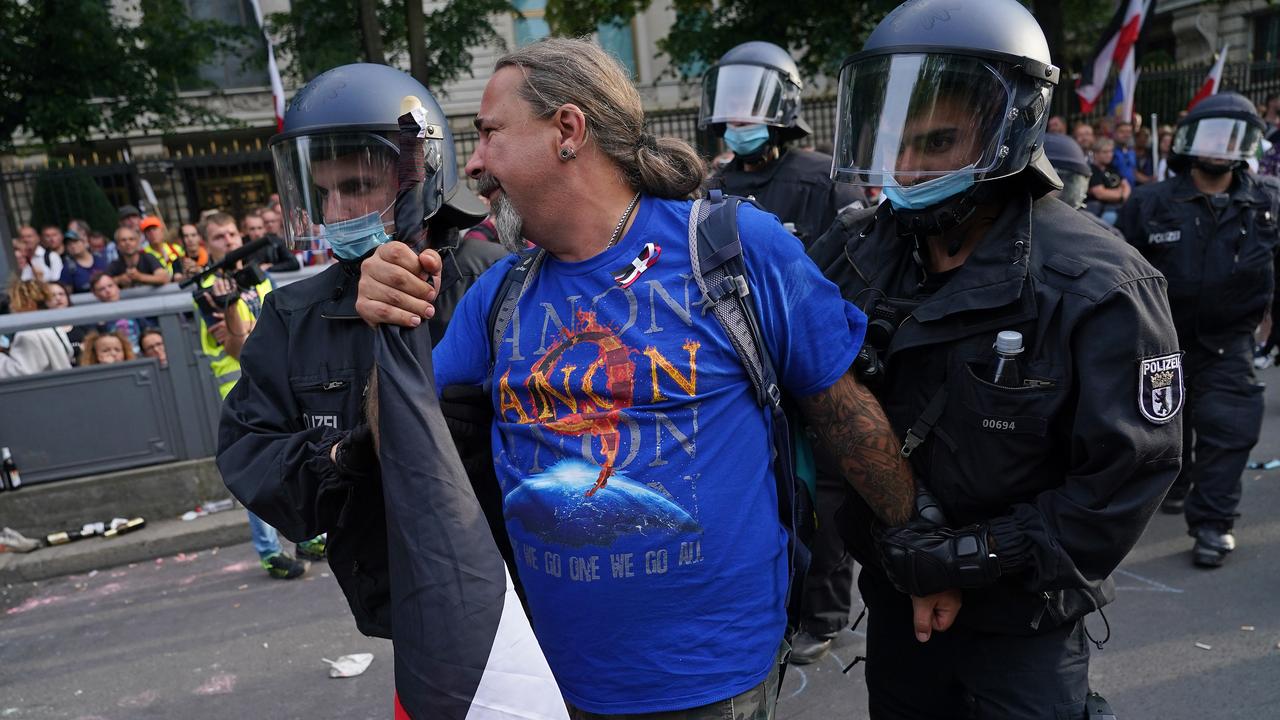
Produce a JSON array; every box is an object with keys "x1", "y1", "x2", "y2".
[
  {"x1": 686, "y1": 191, "x2": 812, "y2": 662},
  {"x1": 483, "y1": 248, "x2": 545, "y2": 394},
  {"x1": 689, "y1": 190, "x2": 780, "y2": 410}
]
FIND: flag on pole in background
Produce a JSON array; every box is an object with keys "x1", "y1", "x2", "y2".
[
  {"x1": 1077, "y1": 0, "x2": 1148, "y2": 114},
  {"x1": 1188, "y1": 44, "x2": 1230, "y2": 111},
  {"x1": 1109, "y1": 49, "x2": 1141, "y2": 122},
  {"x1": 377, "y1": 97, "x2": 569, "y2": 720},
  {"x1": 247, "y1": 0, "x2": 286, "y2": 131}
]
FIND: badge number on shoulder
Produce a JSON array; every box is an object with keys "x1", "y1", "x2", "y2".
[{"x1": 1138, "y1": 352, "x2": 1184, "y2": 424}]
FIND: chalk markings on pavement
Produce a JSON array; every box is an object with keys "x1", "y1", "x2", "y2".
[{"x1": 1113, "y1": 568, "x2": 1184, "y2": 593}]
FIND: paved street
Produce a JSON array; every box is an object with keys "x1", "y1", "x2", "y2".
[{"x1": 4, "y1": 378, "x2": 1280, "y2": 719}]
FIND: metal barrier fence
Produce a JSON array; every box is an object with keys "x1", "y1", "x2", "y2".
[{"x1": 0, "y1": 265, "x2": 324, "y2": 485}]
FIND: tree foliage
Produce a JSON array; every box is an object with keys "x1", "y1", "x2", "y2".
[
  {"x1": 1029, "y1": 0, "x2": 1123, "y2": 76},
  {"x1": 267, "y1": 0, "x2": 513, "y2": 92},
  {"x1": 0, "y1": 0, "x2": 252, "y2": 152},
  {"x1": 663, "y1": 0, "x2": 898, "y2": 80},
  {"x1": 29, "y1": 169, "x2": 119, "y2": 234},
  {"x1": 547, "y1": 0, "x2": 895, "y2": 81},
  {"x1": 545, "y1": 0, "x2": 1121, "y2": 83},
  {"x1": 545, "y1": 0, "x2": 648, "y2": 38}
]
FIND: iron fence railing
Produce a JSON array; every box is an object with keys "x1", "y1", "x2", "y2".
[{"x1": 1053, "y1": 59, "x2": 1280, "y2": 127}]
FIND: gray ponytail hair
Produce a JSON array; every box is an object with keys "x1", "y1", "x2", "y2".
[{"x1": 495, "y1": 38, "x2": 705, "y2": 199}]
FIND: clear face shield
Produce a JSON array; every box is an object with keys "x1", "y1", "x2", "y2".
[
  {"x1": 699, "y1": 63, "x2": 801, "y2": 128},
  {"x1": 271, "y1": 132, "x2": 444, "y2": 258},
  {"x1": 832, "y1": 54, "x2": 1020, "y2": 190},
  {"x1": 1173, "y1": 118, "x2": 1263, "y2": 163}
]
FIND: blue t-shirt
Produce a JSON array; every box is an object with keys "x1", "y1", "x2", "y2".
[
  {"x1": 434, "y1": 196, "x2": 865, "y2": 713},
  {"x1": 60, "y1": 255, "x2": 109, "y2": 293}
]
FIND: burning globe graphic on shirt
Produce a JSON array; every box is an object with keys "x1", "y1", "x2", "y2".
[{"x1": 506, "y1": 459, "x2": 702, "y2": 548}]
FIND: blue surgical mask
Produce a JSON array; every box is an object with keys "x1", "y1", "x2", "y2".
[
  {"x1": 326, "y1": 211, "x2": 391, "y2": 261},
  {"x1": 723, "y1": 124, "x2": 771, "y2": 156},
  {"x1": 882, "y1": 169, "x2": 976, "y2": 211}
]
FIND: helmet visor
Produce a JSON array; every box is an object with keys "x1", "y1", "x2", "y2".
[
  {"x1": 699, "y1": 64, "x2": 800, "y2": 127},
  {"x1": 1173, "y1": 118, "x2": 1262, "y2": 162},
  {"x1": 273, "y1": 132, "x2": 435, "y2": 251},
  {"x1": 832, "y1": 54, "x2": 1016, "y2": 186}
]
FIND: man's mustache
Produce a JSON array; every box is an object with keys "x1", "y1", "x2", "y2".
[{"x1": 475, "y1": 173, "x2": 501, "y2": 197}]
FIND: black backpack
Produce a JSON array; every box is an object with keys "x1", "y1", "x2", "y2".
[{"x1": 484, "y1": 190, "x2": 816, "y2": 636}]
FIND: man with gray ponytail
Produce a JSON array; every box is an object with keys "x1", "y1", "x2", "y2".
[{"x1": 357, "y1": 37, "x2": 933, "y2": 718}]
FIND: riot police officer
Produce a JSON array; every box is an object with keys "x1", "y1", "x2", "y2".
[
  {"x1": 217, "y1": 64, "x2": 509, "y2": 637},
  {"x1": 1044, "y1": 132, "x2": 1125, "y2": 241},
  {"x1": 1042, "y1": 133, "x2": 1092, "y2": 212},
  {"x1": 700, "y1": 41, "x2": 866, "y2": 247},
  {"x1": 1117, "y1": 92, "x2": 1279, "y2": 568},
  {"x1": 808, "y1": 0, "x2": 1182, "y2": 716}
]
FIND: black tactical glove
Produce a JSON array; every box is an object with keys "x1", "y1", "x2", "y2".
[
  {"x1": 333, "y1": 423, "x2": 378, "y2": 481},
  {"x1": 875, "y1": 522, "x2": 1001, "y2": 597}
]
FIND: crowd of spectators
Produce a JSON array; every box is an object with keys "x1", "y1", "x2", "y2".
[
  {"x1": 1046, "y1": 93, "x2": 1280, "y2": 227},
  {"x1": 13, "y1": 94, "x2": 1279, "y2": 372},
  {"x1": 2, "y1": 196, "x2": 341, "y2": 374}
]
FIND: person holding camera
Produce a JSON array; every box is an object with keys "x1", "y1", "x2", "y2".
[{"x1": 195, "y1": 211, "x2": 310, "y2": 580}]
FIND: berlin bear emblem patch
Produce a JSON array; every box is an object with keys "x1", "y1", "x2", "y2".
[{"x1": 1138, "y1": 352, "x2": 1184, "y2": 424}]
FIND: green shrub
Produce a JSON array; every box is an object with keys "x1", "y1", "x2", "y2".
[{"x1": 28, "y1": 168, "x2": 118, "y2": 235}]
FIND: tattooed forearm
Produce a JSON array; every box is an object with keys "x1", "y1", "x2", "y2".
[{"x1": 800, "y1": 372, "x2": 915, "y2": 526}]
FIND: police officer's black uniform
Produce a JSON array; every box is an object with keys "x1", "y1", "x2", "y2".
[
  {"x1": 219, "y1": 226, "x2": 508, "y2": 636},
  {"x1": 216, "y1": 64, "x2": 511, "y2": 637},
  {"x1": 811, "y1": 1, "x2": 1182, "y2": 716},
  {"x1": 716, "y1": 148, "x2": 867, "y2": 246},
  {"x1": 1116, "y1": 93, "x2": 1280, "y2": 566},
  {"x1": 812, "y1": 194, "x2": 1182, "y2": 717}
]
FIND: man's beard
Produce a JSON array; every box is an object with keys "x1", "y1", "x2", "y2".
[{"x1": 477, "y1": 173, "x2": 526, "y2": 253}]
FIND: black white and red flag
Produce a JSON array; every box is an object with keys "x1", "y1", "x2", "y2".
[
  {"x1": 378, "y1": 97, "x2": 568, "y2": 720},
  {"x1": 1187, "y1": 44, "x2": 1230, "y2": 111},
  {"x1": 1075, "y1": 0, "x2": 1150, "y2": 114}
]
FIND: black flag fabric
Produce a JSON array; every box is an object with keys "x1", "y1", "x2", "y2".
[{"x1": 378, "y1": 97, "x2": 567, "y2": 720}]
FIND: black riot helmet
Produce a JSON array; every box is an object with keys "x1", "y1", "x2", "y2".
[
  {"x1": 1169, "y1": 91, "x2": 1266, "y2": 174},
  {"x1": 832, "y1": 0, "x2": 1061, "y2": 234},
  {"x1": 1042, "y1": 133, "x2": 1090, "y2": 209},
  {"x1": 269, "y1": 63, "x2": 484, "y2": 258},
  {"x1": 699, "y1": 41, "x2": 812, "y2": 143}
]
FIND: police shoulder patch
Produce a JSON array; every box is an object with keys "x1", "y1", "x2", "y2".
[{"x1": 1138, "y1": 352, "x2": 1184, "y2": 424}]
